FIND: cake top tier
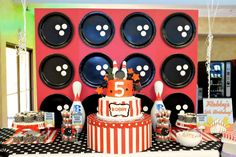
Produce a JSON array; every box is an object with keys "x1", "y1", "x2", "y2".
[{"x1": 96, "y1": 60, "x2": 142, "y2": 97}]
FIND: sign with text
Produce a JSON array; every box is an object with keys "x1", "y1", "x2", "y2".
[{"x1": 203, "y1": 98, "x2": 234, "y2": 133}]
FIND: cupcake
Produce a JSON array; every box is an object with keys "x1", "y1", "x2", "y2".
[
  {"x1": 178, "y1": 113, "x2": 185, "y2": 122},
  {"x1": 14, "y1": 113, "x2": 24, "y2": 123},
  {"x1": 36, "y1": 111, "x2": 44, "y2": 122},
  {"x1": 24, "y1": 114, "x2": 35, "y2": 123},
  {"x1": 185, "y1": 113, "x2": 196, "y2": 123},
  {"x1": 13, "y1": 134, "x2": 23, "y2": 143},
  {"x1": 37, "y1": 134, "x2": 47, "y2": 143}
]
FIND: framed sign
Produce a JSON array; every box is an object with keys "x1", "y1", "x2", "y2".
[{"x1": 203, "y1": 98, "x2": 234, "y2": 133}]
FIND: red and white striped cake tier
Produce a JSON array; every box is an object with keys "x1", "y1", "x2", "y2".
[
  {"x1": 97, "y1": 96, "x2": 142, "y2": 120},
  {"x1": 87, "y1": 114, "x2": 152, "y2": 154}
]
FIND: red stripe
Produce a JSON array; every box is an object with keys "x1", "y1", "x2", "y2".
[
  {"x1": 129, "y1": 128, "x2": 133, "y2": 153},
  {"x1": 87, "y1": 124, "x2": 90, "y2": 147},
  {"x1": 136, "y1": 99, "x2": 138, "y2": 116},
  {"x1": 106, "y1": 101, "x2": 109, "y2": 116},
  {"x1": 95, "y1": 126, "x2": 98, "y2": 150},
  {"x1": 136, "y1": 126, "x2": 139, "y2": 151},
  {"x1": 114, "y1": 128, "x2": 118, "y2": 154},
  {"x1": 130, "y1": 101, "x2": 133, "y2": 116},
  {"x1": 142, "y1": 125, "x2": 145, "y2": 150},
  {"x1": 122, "y1": 128, "x2": 126, "y2": 154},
  {"x1": 100, "y1": 127, "x2": 103, "y2": 152},
  {"x1": 107, "y1": 128, "x2": 110, "y2": 153},
  {"x1": 99, "y1": 99, "x2": 102, "y2": 115}
]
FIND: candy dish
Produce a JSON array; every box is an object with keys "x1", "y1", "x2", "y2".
[{"x1": 176, "y1": 131, "x2": 202, "y2": 147}]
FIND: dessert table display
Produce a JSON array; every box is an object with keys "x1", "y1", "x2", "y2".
[{"x1": 0, "y1": 128, "x2": 222, "y2": 157}]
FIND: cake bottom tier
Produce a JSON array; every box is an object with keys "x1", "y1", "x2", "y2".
[{"x1": 87, "y1": 114, "x2": 152, "y2": 154}]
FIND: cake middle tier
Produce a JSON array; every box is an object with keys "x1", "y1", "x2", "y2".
[{"x1": 97, "y1": 96, "x2": 142, "y2": 121}]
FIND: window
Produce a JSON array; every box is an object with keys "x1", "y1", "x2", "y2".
[{"x1": 6, "y1": 43, "x2": 33, "y2": 127}]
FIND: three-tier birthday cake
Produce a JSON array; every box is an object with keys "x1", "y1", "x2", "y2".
[{"x1": 87, "y1": 61, "x2": 152, "y2": 154}]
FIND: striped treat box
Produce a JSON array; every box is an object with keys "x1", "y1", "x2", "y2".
[
  {"x1": 222, "y1": 131, "x2": 236, "y2": 144},
  {"x1": 87, "y1": 114, "x2": 152, "y2": 154}
]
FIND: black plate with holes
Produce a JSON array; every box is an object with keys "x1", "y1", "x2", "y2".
[
  {"x1": 79, "y1": 53, "x2": 112, "y2": 88},
  {"x1": 38, "y1": 12, "x2": 73, "y2": 48},
  {"x1": 135, "y1": 94, "x2": 153, "y2": 114},
  {"x1": 162, "y1": 13, "x2": 196, "y2": 48},
  {"x1": 40, "y1": 94, "x2": 72, "y2": 128},
  {"x1": 79, "y1": 12, "x2": 114, "y2": 47},
  {"x1": 124, "y1": 53, "x2": 155, "y2": 87},
  {"x1": 161, "y1": 54, "x2": 195, "y2": 88},
  {"x1": 163, "y1": 93, "x2": 194, "y2": 126},
  {"x1": 40, "y1": 54, "x2": 74, "y2": 89},
  {"x1": 121, "y1": 12, "x2": 155, "y2": 48}
]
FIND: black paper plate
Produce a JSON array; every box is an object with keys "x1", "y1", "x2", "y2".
[
  {"x1": 121, "y1": 12, "x2": 156, "y2": 48},
  {"x1": 79, "y1": 12, "x2": 114, "y2": 47},
  {"x1": 40, "y1": 94, "x2": 72, "y2": 128},
  {"x1": 162, "y1": 13, "x2": 196, "y2": 48},
  {"x1": 135, "y1": 94, "x2": 153, "y2": 114},
  {"x1": 124, "y1": 53, "x2": 155, "y2": 87},
  {"x1": 161, "y1": 54, "x2": 195, "y2": 88},
  {"x1": 79, "y1": 53, "x2": 112, "y2": 88},
  {"x1": 38, "y1": 12, "x2": 73, "y2": 48},
  {"x1": 163, "y1": 93, "x2": 194, "y2": 126},
  {"x1": 40, "y1": 54, "x2": 74, "y2": 89}
]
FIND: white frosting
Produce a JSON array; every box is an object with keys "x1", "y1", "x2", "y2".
[
  {"x1": 96, "y1": 112, "x2": 143, "y2": 122},
  {"x1": 97, "y1": 96, "x2": 142, "y2": 119}
]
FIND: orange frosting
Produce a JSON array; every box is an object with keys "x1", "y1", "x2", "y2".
[{"x1": 106, "y1": 80, "x2": 133, "y2": 97}]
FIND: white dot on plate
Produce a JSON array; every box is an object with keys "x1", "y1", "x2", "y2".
[
  {"x1": 62, "y1": 64, "x2": 68, "y2": 70},
  {"x1": 143, "y1": 106, "x2": 148, "y2": 112},
  {"x1": 103, "y1": 64, "x2": 108, "y2": 70},
  {"x1": 176, "y1": 105, "x2": 181, "y2": 111},
  {"x1": 137, "y1": 25, "x2": 142, "y2": 31},
  {"x1": 56, "y1": 66, "x2": 62, "y2": 72},
  {"x1": 96, "y1": 25, "x2": 102, "y2": 31},
  {"x1": 57, "y1": 105, "x2": 62, "y2": 111},
  {"x1": 100, "y1": 31, "x2": 106, "y2": 37},
  {"x1": 140, "y1": 71, "x2": 146, "y2": 77},
  {"x1": 61, "y1": 71, "x2": 67, "y2": 77},
  {"x1": 62, "y1": 24, "x2": 68, "y2": 30},
  {"x1": 143, "y1": 24, "x2": 149, "y2": 30},
  {"x1": 179, "y1": 110, "x2": 185, "y2": 115},
  {"x1": 64, "y1": 104, "x2": 69, "y2": 110},
  {"x1": 180, "y1": 70, "x2": 186, "y2": 76},
  {"x1": 100, "y1": 70, "x2": 106, "y2": 76},
  {"x1": 136, "y1": 65, "x2": 142, "y2": 71},
  {"x1": 177, "y1": 25, "x2": 183, "y2": 32},
  {"x1": 183, "y1": 64, "x2": 189, "y2": 70},
  {"x1": 55, "y1": 24, "x2": 61, "y2": 30},
  {"x1": 176, "y1": 65, "x2": 182, "y2": 71},
  {"x1": 183, "y1": 104, "x2": 188, "y2": 110},
  {"x1": 96, "y1": 65, "x2": 102, "y2": 71},
  {"x1": 184, "y1": 25, "x2": 190, "y2": 31},
  {"x1": 141, "y1": 31, "x2": 147, "y2": 37},
  {"x1": 103, "y1": 24, "x2": 109, "y2": 30},
  {"x1": 181, "y1": 32, "x2": 187, "y2": 38},
  {"x1": 59, "y1": 30, "x2": 65, "y2": 36},
  {"x1": 143, "y1": 65, "x2": 149, "y2": 71}
]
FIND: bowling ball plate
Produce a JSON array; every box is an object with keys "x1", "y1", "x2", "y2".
[
  {"x1": 135, "y1": 94, "x2": 153, "y2": 114},
  {"x1": 79, "y1": 12, "x2": 115, "y2": 47},
  {"x1": 163, "y1": 93, "x2": 194, "y2": 126},
  {"x1": 40, "y1": 94, "x2": 72, "y2": 128},
  {"x1": 38, "y1": 12, "x2": 73, "y2": 48},
  {"x1": 79, "y1": 53, "x2": 112, "y2": 88},
  {"x1": 162, "y1": 13, "x2": 196, "y2": 48},
  {"x1": 161, "y1": 54, "x2": 195, "y2": 88},
  {"x1": 40, "y1": 54, "x2": 74, "y2": 89},
  {"x1": 121, "y1": 12, "x2": 156, "y2": 48},
  {"x1": 124, "y1": 53, "x2": 155, "y2": 87}
]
